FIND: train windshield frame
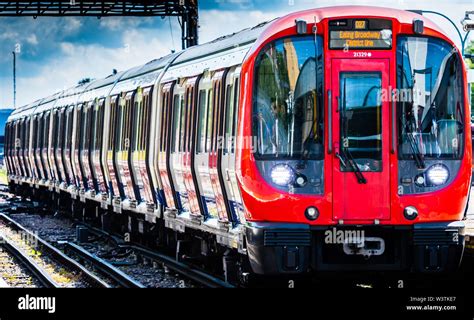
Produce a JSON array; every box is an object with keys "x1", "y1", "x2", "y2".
[
  {"x1": 252, "y1": 35, "x2": 325, "y2": 160},
  {"x1": 397, "y1": 36, "x2": 465, "y2": 160}
]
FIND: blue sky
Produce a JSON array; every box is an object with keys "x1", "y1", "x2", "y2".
[{"x1": 0, "y1": 0, "x2": 472, "y2": 108}]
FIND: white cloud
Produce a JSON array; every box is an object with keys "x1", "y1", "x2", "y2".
[
  {"x1": 1, "y1": 26, "x2": 175, "y2": 108},
  {"x1": 63, "y1": 17, "x2": 82, "y2": 33},
  {"x1": 26, "y1": 34, "x2": 38, "y2": 46}
]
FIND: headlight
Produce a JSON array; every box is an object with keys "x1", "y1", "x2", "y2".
[
  {"x1": 270, "y1": 164, "x2": 295, "y2": 186},
  {"x1": 427, "y1": 164, "x2": 450, "y2": 186}
]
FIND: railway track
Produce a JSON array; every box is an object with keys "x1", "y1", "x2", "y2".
[
  {"x1": 1, "y1": 204, "x2": 231, "y2": 288},
  {"x1": 0, "y1": 213, "x2": 109, "y2": 288},
  {"x1": 80, "y1": 224, "x2": 234, "y2": 288},
  {"x1": 0, "y1": 233, "x2": 59, "y2": 288},
  {"x1": 61, "y1": 241, "x2": 145, "y2": 288}
]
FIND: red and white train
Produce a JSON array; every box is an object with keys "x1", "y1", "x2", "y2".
[{"x1": 5, "y1": 6, "x2": 472, "y2": 280}]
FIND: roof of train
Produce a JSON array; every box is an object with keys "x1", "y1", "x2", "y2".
[{"x1": 8, "y1": 6, "x2": 446, "y2": 122}]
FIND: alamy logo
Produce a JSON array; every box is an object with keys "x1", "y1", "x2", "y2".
[
  {"x1": 18, "y1": 295, "x2": 56, "y2": 314},
  {"x1": 324, "y1": 227, "x2": 365, "y2": 245}
]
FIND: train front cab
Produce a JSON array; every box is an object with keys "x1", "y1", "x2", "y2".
[{"x1": 241, "y1": 9, "x2": 471, "y2": 275}]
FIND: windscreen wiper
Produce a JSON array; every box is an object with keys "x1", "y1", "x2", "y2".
[
  {"x1": 405, "y1": 121, "x2": 426, "y2": 169},
  {"x1": 336, "y1": 148, "x2": 367, "y2": 184}
]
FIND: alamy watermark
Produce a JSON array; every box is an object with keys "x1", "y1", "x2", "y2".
[{"x1": 324, "y1": 227, "x2": 366, "y2": 245}]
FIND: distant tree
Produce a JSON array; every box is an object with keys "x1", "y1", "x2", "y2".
[
  {"x1": 466, "y1": 40, "x2": 474, "y2": 112},
  {"x1": 466, "y1": 40, "x2": 474, "y2": 68}
]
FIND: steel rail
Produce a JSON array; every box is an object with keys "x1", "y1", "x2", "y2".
[
  {"x1": 79, "y1": 223, "x2": 235, "y2": 288},
  {"x1": 0, "y1": 234, "x2": 59, "y2": 288},
  {"x1": 126, "y1": 244, "x2": 235, "y2": 288},
  {"x1": 0, "y1": 213, "x2": 110, "y2": 288},
  {"x1": 62, "y1": 242, "x2": 146, "y2": 289}
]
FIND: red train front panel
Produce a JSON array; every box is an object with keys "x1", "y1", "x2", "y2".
[{"x1": 238, "y1": 7, "x2": 471, "y2": 274}]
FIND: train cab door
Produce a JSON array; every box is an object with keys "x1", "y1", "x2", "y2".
[
  {"x1": 107, "y1": 95, "x2": 121, "y2": 199},
  {"x1": 92, "y1": 98, "x2": 107, "y2": 195},
  {"x1": 158, "y1": 82, "x2": 178, "y2": 210},
  {"x1": 18, "y1": 119, "x2": 26, "y2": 178},
  {"x1": 194, "y1": 74, "x2": 218, "y2": 219},
  {"x1": 169, "y1": 83, "x2": 189, "y2": 213},
  {"x1": 182, "y1": 76, "x2": 203, "y2": 218},
  {"x1": 208, "y1": 70, "x2": 231, "y2": 224},
  {"x1": 55, "y1": 108, "x2": 66, "y2": 183},
  {"x1": 5, "y1": 123, "x2": 11, "y2": 176},
  {"x1": 23, "y1": 118, "x2": 31, "y2": 178},
  {"x1": 42, "y1": 112, "x2": 51, "y2": 182},
  {"x1": 331, "y1": 59, "x2": 391, "y2": 222},
  {"x1": 48, "y1": 109, "x2": 58, "y2": 183},
  {"x1": 130, "y1": 86, "x2": 155, "y2": 205},
  {"x1": 80, "y1": 101, "x2": 95, "y2": 191},
  {"x1": 5, "y1": 123, "x2": 10, "y2": 174},
  {"x1": 72, "y1": 103, "x2": 85, "y2": 189},
  {"x1": 30, "y1": 116, "x2": 39, "y2": 180},
  {"x1": 36, "y1": 114, "x2": 46, "y2": 181},
  {"x1": 116, "y1": 91, "x2": 138, "y2": 201},
  {"x1": 64, "y1": 106, "x2": 75, "y2": 186},
  {"x1": 220, "y1": 69, "x2": 245, "y2": 225}
]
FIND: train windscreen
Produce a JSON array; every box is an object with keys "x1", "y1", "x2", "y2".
[{"x1": 253, "y1": 35, "x2": 324, "y2": 160}]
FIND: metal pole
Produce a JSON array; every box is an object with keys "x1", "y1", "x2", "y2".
[
  {"x1": 12, "y1": 51, "x2": 16, "y2": 109},
  {"x1": 410, "y1": 10, "x2": 470, "y2": 56}
]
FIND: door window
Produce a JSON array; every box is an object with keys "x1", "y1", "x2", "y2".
[{"x1": 340, "y1": 72, "x2": 382, "y2": 172}]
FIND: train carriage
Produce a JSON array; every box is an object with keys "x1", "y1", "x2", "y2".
[{"x1": 6, "y1": 6, "x2": 472, "y2": 280}]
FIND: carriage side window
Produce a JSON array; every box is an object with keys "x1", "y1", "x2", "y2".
[
  {"x1": 397, "y1": 36, "x2": 465, "y2": 160},
  {"x1": 171, "y1": 94, "x2": 183, "y2": 154},
  {"x1": 160, "y1": 92, "x2": 168, "y2": 153},
  {"x1": 232, "y1": 78, "x2": 240, "y2": 153},
  {"x1": 122, "y1": 99, "x2": 128, "y2": 151},
  {"x1": 141, "y1": 92, "x2": 151, "y2": 152},
  {"x1": 19, "y1": 120, "x2": 24, "y2": 155},
  {"x1": 117, "y1": 96, "x2": 132, "y2": 152},
  {"x1": 224, "y1": 82, "x2": 235, "y2": 154},
  {"x1": 56, "y1": 110, "x2": 63, "y2": 151},
  {"x1": 146, "y1": 93, "x2": 152, "y2": 151},
  {"x1": 75, "y1": 105, "x2": 83, "y2": 151},
  {"x1": 206, "y1": 88, "x2": 214, "y2": 152},
  {"x1": 179, "y1": 94, "x2": 187, "y2": 153},
  {"x1": 108, "y1": 97, "x2": 118, "y2": 152},
  {"x1": 138, "y1": 95, "x2": 144, "y2": 151},
  {"x1": 65, "y1": 107, "x2": 74, "y2": 152},
  {"x1": 25, "y1": 119, "x2": 29, "y2": 149},
  {"x1": 211, "y1": 82, "x2": 221, "y2": 152},
  {"x1": 133, "y1": 95, "x2": 142, "y2": 152},
  {"x1": 124, "y1": 97, "x2": 132, "y2": 151},
  {"x1": 32, "y1": 117, "x2": 37, "y2": 153},
  {"x1": 94, "y1": 100, "x2": 105, "y2": 152},
  {"x1": 196, "y1": 90, "x2": 207, "y2": 154},
  {"x1": 50, "y1": 110, "x2": 57, "y2": 149},
  {"x1": 184, "y1": 88, "x2": 194, "y2": 153},
  {"x1": 253, "y1": 35, "x2": 325, "y2": 160},
  {"x1": 81, "y1": 105, "x2": 92, "y2": 151},
  {"x1": 37, "y1": 115, "x2": 43, "y2": 151},
  {"x1": 43, "y1": 112, "x2": 50, "y2": 151}
]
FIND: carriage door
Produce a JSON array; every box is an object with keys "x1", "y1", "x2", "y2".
[{"x1": 332, "y1": 59, "x2": 391, "y2": 221}]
